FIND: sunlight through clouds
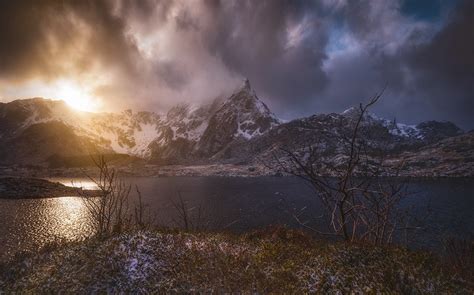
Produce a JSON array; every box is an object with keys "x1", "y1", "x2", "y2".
[{"x1": 0, "y1": 78, "x2": 104, "y2": 112}]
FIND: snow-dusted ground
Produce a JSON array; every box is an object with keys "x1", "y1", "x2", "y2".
[{"x1": 1, "y1": 230, "x2": 470, "y2": 293}]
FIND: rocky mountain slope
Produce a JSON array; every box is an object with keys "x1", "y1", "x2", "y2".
[
  {"x1": 0, "y1": 80, "x2": 280, "y2": 166},
  {"x1": 0, "y1": 98, "x2": 162, "y2": 164},
  {"x1": 0, "y1": 79, "x2": 470, "y2": 176},
  {"x1": 213, "y1": 106, "x2": 464, "y2": 165},
  {"x1": 386, "y1": 131, "x2": 474, "y2": 177}
]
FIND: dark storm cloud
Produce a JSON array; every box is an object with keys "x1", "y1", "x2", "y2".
[
  {"x1": 0, "y1": 0, "x2": 137, "y2": 80},
  {"x1": 404, "y1": 0, "x2": 474, "y2": 128},
  {"x1": 203, "y1": 0, "x2": 329, "y2": 110},
  {"x1": 311, "y1": 0, "x2": 473, "y2": 129},
  {"x1": 0, "y1": 1, "x2": 69, "y2": 79},
  {"x1": 400, "y1": 0, "x2": 442, "y2": 20},
  {"x1": 0, "y1": 0, "x2": 473, "y2": 128}
]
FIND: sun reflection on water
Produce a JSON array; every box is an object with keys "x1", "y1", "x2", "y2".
[
  {"x1": 50, "y1": 197, "x2": 91, "y2": 238},
  {"x1": 36, "y1": 197, "x2": 93, "y2": 242},
  {"x1": 0, "y1": 196, "x2": 94, "y2": 261}
]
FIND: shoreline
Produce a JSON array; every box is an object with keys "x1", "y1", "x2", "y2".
[
  {"x1": 0, "y1": 177, "x2": 100, "y2": 199},
  {"x1": 1, "y1": 163, "x2": 473, "y2": 179},
  {"x1": 1, "y1": 174, "x2": 472, "y2": 200}
]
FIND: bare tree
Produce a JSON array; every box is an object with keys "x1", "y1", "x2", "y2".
[
  {"x1": 134, "y1": 186, "x2": 153, "y2": 230},
  {"x1": 272, "y1": 91, "x2": 419, "y2": 245},
  {"x1": 77, "y1": 155, "x2": 150, "y2": 237},
  {"x1": 170, "y1": 191, "x2": 212, "y2": 231}
]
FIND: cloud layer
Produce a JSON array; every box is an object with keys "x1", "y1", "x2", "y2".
[{"x1": 0, "y1": 0, "x2": 472, "y2": 128}]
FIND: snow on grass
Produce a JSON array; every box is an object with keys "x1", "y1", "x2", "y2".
[{"x1": 1, "y1": 229, "x2": 471, "y2": 293}]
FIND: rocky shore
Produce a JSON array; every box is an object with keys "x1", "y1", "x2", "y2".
[{"x1": 0, "y1": 177, "x2": 99, "y2": 199}]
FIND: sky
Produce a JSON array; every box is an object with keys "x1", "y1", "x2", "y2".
[{"x1": 0, "y1": 0, "x2": 473, "y2": 129}]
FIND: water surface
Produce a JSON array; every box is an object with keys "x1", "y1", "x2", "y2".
[{"x1": 0, "y1": 177, "x2": 472, "y2": 261}]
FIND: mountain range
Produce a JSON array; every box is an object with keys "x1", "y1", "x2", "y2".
[{"x1": 0, "y1": 79, "x2": 472, "y2": 176}]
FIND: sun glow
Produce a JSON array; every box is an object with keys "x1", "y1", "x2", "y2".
[
  {"x1": 52, "y1": 80, "x2": 101, "y2": 112},
  {"x1": 1, "y1": 78, "x2": 104, "y2": 112}
]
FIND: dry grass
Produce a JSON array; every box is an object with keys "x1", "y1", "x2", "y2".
[{"x1": 0, "y1": 227, "x2": 472, "y2": 293}]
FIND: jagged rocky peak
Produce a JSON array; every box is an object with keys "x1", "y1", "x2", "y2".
[
  {"x1": 148, "y1": 79, "x2": 283, "y2": 161},
  {"x1": 231, "y1": 78, "x2": 258, "y2": 100},
  {"x1": 194, "y1": 79, "x2": 281, "y2": 156},
  {"x1": 224, "y1": 78, "x2": 277, "y2": 119},
  {"x1": 241, "y1": 78, "x2": 251, "y2": 92},
  {"x1": 226, "y1": 79, "x2": 279, "y2": 131}
]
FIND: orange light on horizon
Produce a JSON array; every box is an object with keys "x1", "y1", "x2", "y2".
[
  {"x1": 50, "y1": 79, "x2": 102, "y2": 112},
  {"x1": 0, "y1": 78, "x2": 104, "y2": 113}
]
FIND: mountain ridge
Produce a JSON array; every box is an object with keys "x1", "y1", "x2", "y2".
[{"x1": 0, "y1": 80, "x2": 470, "y2": 176}]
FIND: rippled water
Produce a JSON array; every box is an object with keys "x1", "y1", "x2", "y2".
[
  {"x1": 0, "y1": 197, "x2": 92, "y2": 260},
  {"x1": 0, "y1": 177, "x2": 473, "y2": 261}
]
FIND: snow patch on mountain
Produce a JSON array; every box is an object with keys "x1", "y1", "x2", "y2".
[
  {"x1": 163, "y1": 103, "x2": 212, "y2": 143},
  {"x1": 384, "y1": 122, "x2": 423, "y2": 139},
  {"x1": 341, "y1": 107, "x2": 423, "y2": 139},
  {"x1": 130, "y1": 124, "x2": 160, "y2": 157},
  {"x1": 0, "y1": 99, "x2": 163, "y2": 157},
  {"x1": 236, "y1": 119, "x2": 260, "y2": 139}
]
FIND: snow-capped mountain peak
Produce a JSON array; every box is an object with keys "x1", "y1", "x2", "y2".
[
  {"x1": 241, "y1": 78, "x2": 252, "y2": 93},
  {"x1": 146, "y1": 79, "x2": 281, "y2": 160},
  {"x1": 219, "y1": 79, "x2": 280, "y2": 138}
]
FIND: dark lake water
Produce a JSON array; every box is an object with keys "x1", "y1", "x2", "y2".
[{"x1": 0, "y1": 177, "x2": 473, "y2": 261}]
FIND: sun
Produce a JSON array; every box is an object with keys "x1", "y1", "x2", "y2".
[{"x1": 52, "y1": 79, "x2": 101, "y2": 112}]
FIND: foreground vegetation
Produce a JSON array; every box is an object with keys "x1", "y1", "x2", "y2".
[{"x1": 1, "y1": 228, "x2": 471, "y2": 293}]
